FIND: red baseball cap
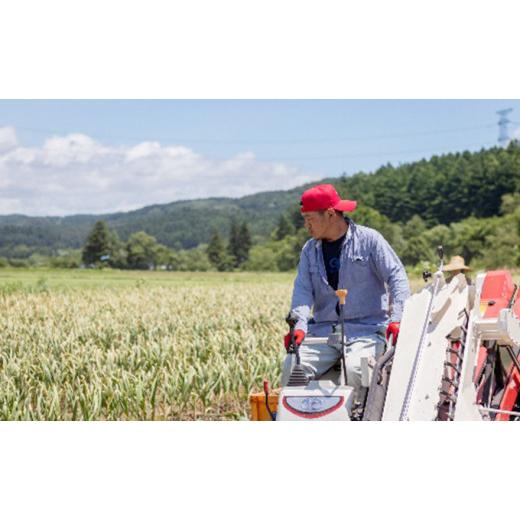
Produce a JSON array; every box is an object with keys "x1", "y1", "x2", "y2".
[{"x1": 300, "y1": 184, "x2": 357, "y2": 213}]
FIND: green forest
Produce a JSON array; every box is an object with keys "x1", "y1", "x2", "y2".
[{"x1": 1, "y1": 143, "x2": 520, "y2": 272}]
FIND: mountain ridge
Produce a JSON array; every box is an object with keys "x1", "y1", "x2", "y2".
[{"x1": 2, "y1": 144, "x2": 520, "y2": 259}]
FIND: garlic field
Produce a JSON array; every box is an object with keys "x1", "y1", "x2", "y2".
[{"x1": 0, "y1": 270, "x2": 292, "y2": 420}]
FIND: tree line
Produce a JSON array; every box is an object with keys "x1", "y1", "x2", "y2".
[
  {"x1": 268, "y1": 194, "x2": 520, "y2": 273},
  {"x1": 2, "y1": 144, "x2": 520, "y2": 272},
  {"x1": 335, "y1": 145, "x2": 520, "y2": 226},
  {"x1": 78, "y1": 219, "x2": 252, "y2": 271}
]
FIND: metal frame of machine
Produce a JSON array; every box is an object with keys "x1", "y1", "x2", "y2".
[{"x1": 257, "y1": 249, "x2": 520, "y2": 421}]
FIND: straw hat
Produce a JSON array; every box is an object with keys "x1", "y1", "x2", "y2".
[{"x1": 443, "y1": 255, "x2": 471, "y2": 272}]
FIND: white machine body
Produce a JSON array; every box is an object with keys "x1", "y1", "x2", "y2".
[
  {"x1": 383, "y1": 274, "x2": 470, "y2": 420},
  {"x1": 275, "y1": 270, "x2": 520, "y2": 421},
  {"x1": 276, "y1": 335, "x2": 370, "y2": 421},
  {"x1": 385, "y1": 270, "x2": 520, "y2": 421},
  {"x1": 277, "y1": 380, "x2": 354, "y2": 421}
]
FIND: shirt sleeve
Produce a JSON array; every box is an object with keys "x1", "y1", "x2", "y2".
[
  {"x1": 370, "y1": 232, "x2": 410, "y2": 322},
  {"x1": 290, "y1": 244, "x2": 315, "y2": 333}
]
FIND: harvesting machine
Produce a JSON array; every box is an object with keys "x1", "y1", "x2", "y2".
[{"x1": 251, "y1": 248, "x2": 520, "y2": 421}]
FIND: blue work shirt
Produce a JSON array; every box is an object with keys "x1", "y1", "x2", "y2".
[{"x1": 291, "y1": 219, "x2": 410, "y2": 339}]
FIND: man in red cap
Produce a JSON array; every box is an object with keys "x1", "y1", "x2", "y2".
[{"x1": 282, "y1": 184, "x2": 410, "y2": 404}]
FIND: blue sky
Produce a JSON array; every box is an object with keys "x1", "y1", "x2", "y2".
[{"x1": 0, "y1": 100, "x2": 518, "y2": 216}]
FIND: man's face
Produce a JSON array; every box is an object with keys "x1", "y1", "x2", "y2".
[
  {"x1": 445, "y1": 269, "x2": 462, "y2": 282},
  {"x1": 302, "y1": 210, "x2": 332, "y2": 239}
]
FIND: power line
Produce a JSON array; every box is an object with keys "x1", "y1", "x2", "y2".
[
  {"x1": 207, "y1": 141, "x2": 497, "y2": 162},
  {"x1": 10, "y1": 122, "x2": 497, "y2": 145},
  {"x1": 2, "y1": 120, "x2": 498, "y2": 162}
]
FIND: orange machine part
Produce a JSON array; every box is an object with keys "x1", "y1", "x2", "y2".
[{"x1": 249, "y1": 391, "x2": 279, "y2": 421}]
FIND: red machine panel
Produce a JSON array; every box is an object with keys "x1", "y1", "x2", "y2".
[
  {"x1": 513, "y1": 290, "x2": 520, "y2": 320},
  {"x1": 479, "y1": 270, "x2": 516, "y2": 319}
]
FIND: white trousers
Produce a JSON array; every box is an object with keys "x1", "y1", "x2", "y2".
[{"x1": 281, "y1": 334, "x2": 386, "y2": 396}]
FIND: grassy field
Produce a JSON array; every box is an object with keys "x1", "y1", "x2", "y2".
[
  {"x1": 0, "y1": 269, "x2": 293, "y2": 420},
  {"x1": 0, "y1": 268, "x2": 295, "y2": 291},
  {"x1": 0, "y1": 267, "x2": 515, "y2": 420}
]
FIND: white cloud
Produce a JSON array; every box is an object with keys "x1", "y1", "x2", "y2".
[
  {"x1": 0, "y1": 197, "x2": 23, "y2": 214},
  {"x1": 0, "y1": 126, "x2": 18, "y2": 152},
  {"x1": 41, "y1": 133, "x2": 112, "y2": 167},
  {"x1": 125, "y1": 141, "x2": 162, "y2": 161},
  {"x1": 0, "y1": 130, "x2": 318, "y2": 216}
]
